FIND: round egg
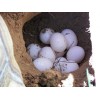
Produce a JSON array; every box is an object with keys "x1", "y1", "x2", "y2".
[
  {"x1": 61, "y1": 61, "x2": 79, "y2": 73},
  {"x1": 55, "y1": 51, "x2": 66, "y2": 58},
  {"x1": 61, "y1": 29, "x2": 78, "y2": 49},
  {"x1": 33, "y1": 58, "x2": 53, "y2": 71},
  {"x1": 54, "y1": 57, "x2": 68, "y2": 71},
  {"x1": 50, "y1": 32, "x2": 67, "y2": 52},
  {"x1": 40, "y1": 28, "x2": 54, "y2": 44},
  {"x1": 27, "y1": 43, "x2": 41, "y2": 60},
  {"x1": 39, "y1": 47, "x2": 56, "y2": 62},
  {"x1": 66, "y1": 46, "x2": 85, "y2": 63},
  {"x1": 54, "y1": 58, "x2": 79, "y2": 73}
]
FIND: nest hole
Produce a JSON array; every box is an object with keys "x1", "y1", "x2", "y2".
[{"x1": 22, "y1": 12, "x2": 92, "y2": 87}]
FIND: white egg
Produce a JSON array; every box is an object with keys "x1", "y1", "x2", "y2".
[
  {"x1": 66, "y1": 46, "x2": 85, "y2": 63},
  {"x1": 50, "y1": 32, "x2": 67, "y2": 52},
  {"x1": 40, "y1": 28, "x2": 54, "y2": 44},
  {"x1": 33, "y1": 58, "x2": 53, "y2": 71},
  {"x1": 55, "y1": 51, "x2": 66, "y2": 58},
  {"x1": 54, "y1": 58, "x2": 79, "y2": 73},
  {"x1": 54, "y1": 57, "x2": 68, "y2": 71},
  {"x1": 39, "y1": 47, "x2": 56, "y2": 62},
  {"x1": 27, "y1": 43, "x2": 41, "y2": 60},
  {"x1": 61, "y1": 61, "x2": 79, "y2": 73},
  {"x1": 61, "y1": 29, "x2": 78, "y2": 49}
]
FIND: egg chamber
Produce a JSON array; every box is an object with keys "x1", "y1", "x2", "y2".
[{"x1": 23, "y1": 12, "x2": 93, "y2": 87}]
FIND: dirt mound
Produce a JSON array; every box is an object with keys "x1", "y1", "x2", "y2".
[{"x1": 1, "y1": 12, "x2": 94, "y2": 87}]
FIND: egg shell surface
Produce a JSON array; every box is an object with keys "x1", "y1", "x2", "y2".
[
  {"x1": 54, "y1": 57, "x2": 68, "y2": 71},
  {"x1": 50, "y1": 32, "x2": 67, "y2": 52},
  {"x1": 66, "y1": 46, "x2": 85, "y2": 63},
  {"x1": 33, "y1": 58, "x2": 53, "y2": 72},
  {"x1": 39, "y1": 46, "x2": 56, "y2": 62},
  {"x1": 27, "y1": 43, "x2": 41, "y2": 60},
  {"x1": 61, "y1": 29, "x2": 78, "y2": 49},
  {"x1": 61, "y1": 61, "x2": 79, "y2": 73},
  {"x1": 40, "y1": 28, "x2": 54, "y2": 44},
  {"x1": 54, "y1": 58, "x2": 79, "y2": 73}
]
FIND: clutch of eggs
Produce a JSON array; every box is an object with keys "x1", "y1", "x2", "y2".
[{"x1": 27, "y1": 28, "x2": 85, "y2": 73}]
